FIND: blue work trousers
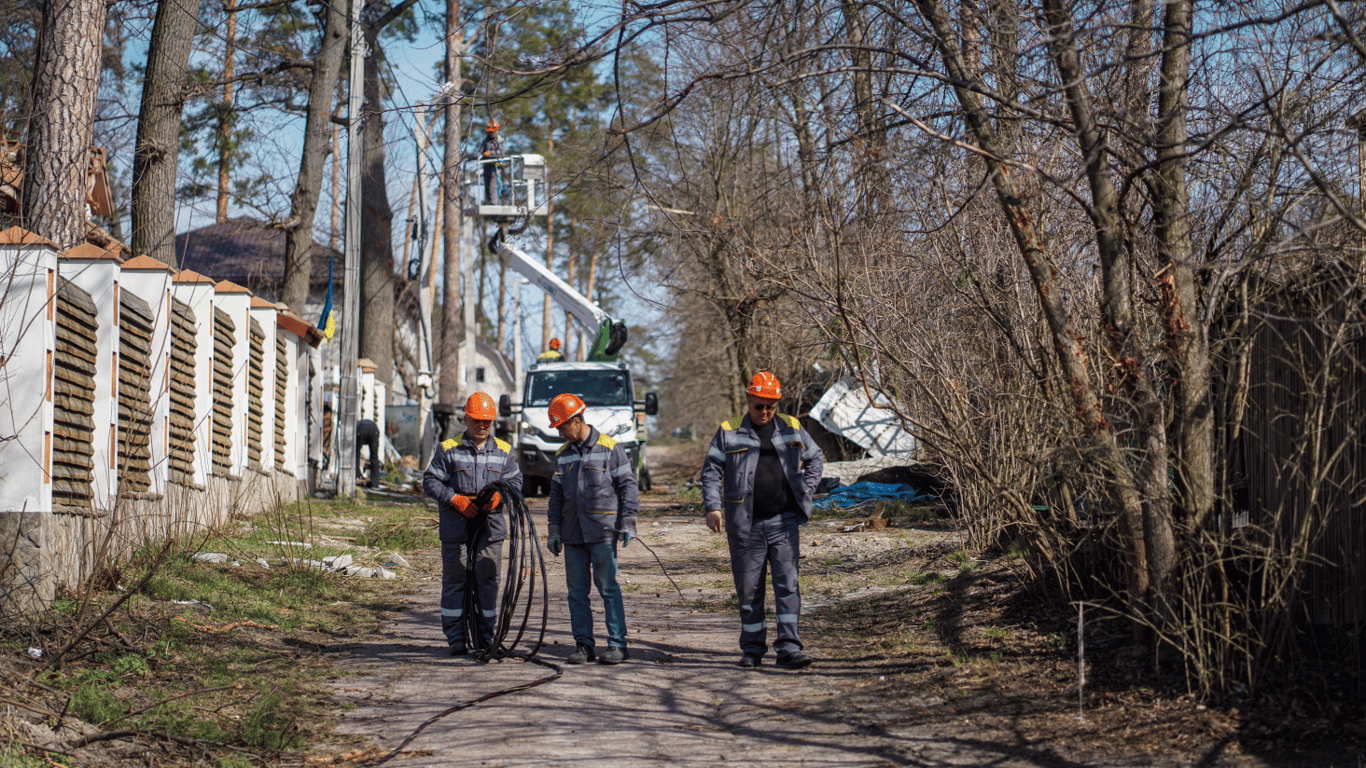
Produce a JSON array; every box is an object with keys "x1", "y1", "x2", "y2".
[
  {"x1": 728, "y1": 512, "x2": 802, "y2": 657},
  {"x1": 563, "y1": 541, "x2": 627, "y2": 649},
  {"x1": 441, "y1": 537, "x2": 502, "y2": 647}
]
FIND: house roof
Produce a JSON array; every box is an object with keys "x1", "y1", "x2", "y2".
[{"x1": 174, "y1": 217, "x2": 343, "y2": 294}]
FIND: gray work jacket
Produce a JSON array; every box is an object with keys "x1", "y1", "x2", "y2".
[
  {"x1": 700, "y1": 413, "x2": 824, "y2": 538},
  {"x1": 423, "y1": 433, "x2": 522, "y2": 543},
  {"x1": 548, "y1": 426, "x2": 639, "y2": 545}
]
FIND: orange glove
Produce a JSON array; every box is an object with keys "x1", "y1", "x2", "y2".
[
  {"x1": 451, "y1": 495, "x2": 476, "y2": 518},
  {"x1": 480, "y1": 491, "x2": 502, "y2": 512}
]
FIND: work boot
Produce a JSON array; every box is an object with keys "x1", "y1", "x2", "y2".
[
  {"x1": 448, "y1": 642, "x2": 468, "y2": 656},
  {"x1": 567, "y1": 642, "x2": 595, "y2": 665},
  {"x1": 599, "y1": 646, "x2": 629, "y2": 665},
  {"x1": 738, "y1": 652, "x2": 762, "y2": 668},
  {"x1": 775, "y1": 651, "x2": 812, "y2": 669}
]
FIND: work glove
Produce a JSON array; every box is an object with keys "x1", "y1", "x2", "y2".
[
  {"x1": 618, "y1": 530, "x2": 631, "y2": 548},
  {"x1": 450, "y1": 495, "x2": 476, "y2": 519},
  {"x1": 475, "y1": 486, "x2": 501, "y2": 512},
  {"x1": 547, "y1": 524, "x2": 562, "y2": 557}
]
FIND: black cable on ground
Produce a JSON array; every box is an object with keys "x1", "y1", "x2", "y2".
[
  {"x1": 360, "y1": 654, "x2": 562, "y2": 767},
  {"x1": 630, "y1": 536, "x2": 687, "y2": 599},
  {"x1": 360, "y1": 481, "x2": 556, "y2": 767}
]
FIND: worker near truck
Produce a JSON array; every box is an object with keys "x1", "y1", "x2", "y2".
[
  {"x1": 422, "y1": 392, "x2": 522, "y2": 655},
  {"x1": 545, "y1": 393, "x2": 638, "y2": 665},
  {"x1": 701, "y1": 371, "x2": 823, "y2": 669},
  {"x1": 536, "y1": 337, "x2": 564, "y2": 362}
]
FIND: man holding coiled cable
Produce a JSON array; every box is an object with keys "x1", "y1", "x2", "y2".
[{"x1": 423, "y1": 391, "x2": 522, "y2": 655}]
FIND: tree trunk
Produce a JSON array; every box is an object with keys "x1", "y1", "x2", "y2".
[
  {"x1": 131, "y1": 0, "x2": 201, "y2": 266},
  {"x1": 1040, "y1": 0, "x2": 1174, "y2": 625},
  {"x1": 438, "y1": 0, "x2": 464, "y2": 405},
  {"x1": 22, "y1": 0, "x2": 107, "y2": 247},
  {"x1": 281, "y1": 0, "x2": 347, "y2": 315},
  {"x1": 1153, "y1": 0, "x2": 1212, "y2": 533},
  {"x1": 358, "y1": 26, "x2": 395, "y2": 393},
  {"x1": 215, "y1": 0, "x2": 237, "y2": 223}
]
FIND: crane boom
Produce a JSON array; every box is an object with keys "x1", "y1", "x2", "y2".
[{"x1": 498, "y1": 242, "x2": 627, "y2": 360}]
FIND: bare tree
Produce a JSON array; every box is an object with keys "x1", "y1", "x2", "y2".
[{"x1": 280, "y1": 0, "x2": 349, "y2": 314}]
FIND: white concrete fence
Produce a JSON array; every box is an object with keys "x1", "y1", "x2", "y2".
[{"x1": 0, "y1": 227, "x2": 369, "y2": 617}]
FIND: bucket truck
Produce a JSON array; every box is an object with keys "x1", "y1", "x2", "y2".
[{"x1": 496, "y1": 241, "x2": 658, "y2": 494}]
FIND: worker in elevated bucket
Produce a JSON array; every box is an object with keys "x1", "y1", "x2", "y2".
[
  {"x1": 422, "y1": 392, "x2": 522, "y2": 655},
  {"x1": 545, "y1": 392, "x2": 638, "y2": 665},
  {"x1": 480, "y1": 119, "x2": 505, "y2": 205},
  {"x1": 536, "y1": 337, "x2": 564, "y2": 362},
  {"x1": 701, "y1": 371, "x2": 824, "y2": 669}
]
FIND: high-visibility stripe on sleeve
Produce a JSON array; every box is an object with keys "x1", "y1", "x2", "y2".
[{"x1": 612, "y1": 462, "x2": 632, "y2": 478}]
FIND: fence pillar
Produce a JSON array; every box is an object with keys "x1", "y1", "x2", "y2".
[{"x1": 0, "y1": 228, "x2": 59, "y2": 616}]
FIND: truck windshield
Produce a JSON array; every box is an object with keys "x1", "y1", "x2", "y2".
[{"x1": 527, "y1": 370, "x2": 631, "y2": 407}]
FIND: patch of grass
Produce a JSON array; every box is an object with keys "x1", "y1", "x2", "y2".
[
  {"x1": 353, "y1": 505, "x2": 439, "y2": 551},
  {"x1": 6, "y1": 494, "x2": 426, "y2": 766},
  {"x1": 983, "y1": 626, "x2": 1009, "y2": 641},
  {"x1": 910, "y1": 570, "x2": 946, "y2": 586},
  {"x1": 0, "y1": 744, "x2": 50, "y2": 768}
]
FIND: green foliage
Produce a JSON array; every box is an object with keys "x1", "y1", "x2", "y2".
[
  {"x1": 66, "y1": 669, "x2": 127, "y2": 725},
  {"x1": 113, "y1": 653, "x2": 151, "y2": 677}
]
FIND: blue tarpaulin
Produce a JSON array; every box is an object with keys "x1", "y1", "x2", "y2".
[{"x1": 813, "y1": 481, "x2": 936, "y2": 511}]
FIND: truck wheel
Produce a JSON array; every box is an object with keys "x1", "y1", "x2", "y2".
[{"x1": 638, "y1": 467, "x2": 652, "y2": 493}]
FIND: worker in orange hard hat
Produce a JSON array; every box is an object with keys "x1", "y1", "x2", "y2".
[
  {"x1": 545, "y1": 392, "x2": 639, "y2": 665},
  {"x1": 700, "y1": 371, "x2": 824, "y2": 670},
  {"x1": 536, "y1": 337, "x2": 564, "y2": 362},
  {"x1": 422, "y1": 391, "x2": 522, "y2": 656},
  {"x1": 479, "y1": 117, "x2": 505, "y2": 205}
]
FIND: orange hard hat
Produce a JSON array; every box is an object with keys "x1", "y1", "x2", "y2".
[
  {"x1": 745, "y1": 371, "x2": 782, "y2": 399},
  {"x1": 549, "y1": 337, "x2": 561, "y2": 350},
  {"x1": 548, "y1": 393, "x2": 586, "y2": 429},
  {"x1": 464, "y1": 392, "x2": 497, "y2": 420},
  {"x1": 486, "y1": 119, "x2": 499, "y2": 133}
]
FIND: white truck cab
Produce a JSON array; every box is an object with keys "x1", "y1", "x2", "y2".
[{"x1": 500, "y1": 361, "x2": 658, "y2": 495}]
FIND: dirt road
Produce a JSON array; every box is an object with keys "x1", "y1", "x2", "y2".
[{"x1": 318, "y1": 501, "x2": 1145, "y2": 768}]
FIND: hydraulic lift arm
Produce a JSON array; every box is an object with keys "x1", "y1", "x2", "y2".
[{"x1": 498, "y1": 242, "x2": 628, "y2": 361}]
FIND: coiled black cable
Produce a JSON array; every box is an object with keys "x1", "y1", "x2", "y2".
[
  {"x1": 363, "y1": 480, "x2": 558, "y2": 767},
  {"x1": 474, "y1": 480, "x2": 549, "y2": 661}
]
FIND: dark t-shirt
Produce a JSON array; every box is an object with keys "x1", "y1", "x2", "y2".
[{"x1": 752, "y1": 419, "x2": 798, "y2": 519}]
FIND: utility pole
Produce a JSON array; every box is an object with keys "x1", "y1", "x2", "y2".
[
  {"x1": 337, "y1": 0, "x2": 364, "y2": 497},
  {"x1": 412, "y1": 104, "x2": 438, "y2": 468}
]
